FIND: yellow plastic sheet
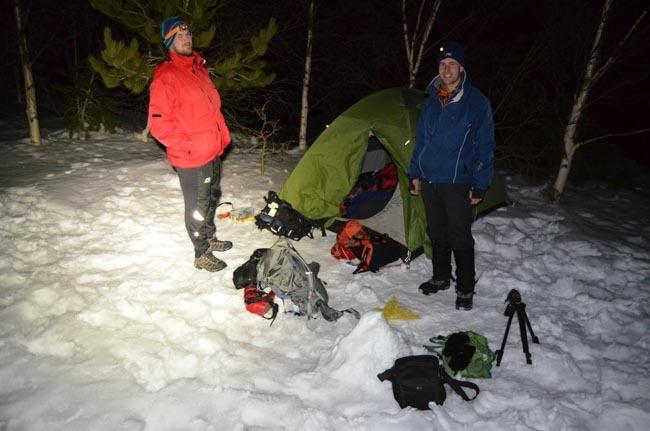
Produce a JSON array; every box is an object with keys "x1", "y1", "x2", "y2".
[{"x1": 377, "y1": 296, "x2": 420, "y2": 321}]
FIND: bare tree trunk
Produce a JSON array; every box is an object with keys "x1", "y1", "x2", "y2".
[
  {"x1": 13, "y1": 0, "x2": 41, "y2": 146},
  {"x1": 15, "y1": 65, "x2": 22, "y2": 104},
  {"x1": 298, "y1": 0, "x2": 315, "y2": 152},
  {"x1": 401, "y1": 0, "x2": 442, "y2": 88},
  {"x1": 551, "y1": 0, "x2": 647, "y2": 203}
]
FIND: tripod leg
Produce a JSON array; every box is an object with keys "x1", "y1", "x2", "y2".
[
  {"x1": 496, "y1": 312, "x2": 514, "y2": 366},
  {"x1": 517, "y1": 306, "x2": 532, "y2": 364},
  {"x1": 523, "y1": 312, "x2": 539, "y2": 344}
]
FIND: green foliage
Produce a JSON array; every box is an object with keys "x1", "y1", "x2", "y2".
[
  {"x1": 212, "y1": 18, "x2": 278, "y2": 91},
  {"x1": 89, "y1": 0, "x2": 276, "y2": 103},
  {"x1": 89, "y1": 28, "x2": 152, "y2": 94},
  {"x1": 89, "y1": 0, "x2": 219, "y2": 48},
  {"x1": 192, "y1": 25, "x2": 216, "y2": 50}
]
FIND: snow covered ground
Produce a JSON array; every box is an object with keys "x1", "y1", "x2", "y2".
[{"x1": 0, "y1": 129, "x2": 648, "y2": 430}]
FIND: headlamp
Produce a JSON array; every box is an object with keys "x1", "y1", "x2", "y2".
[{"x1": 164, "y1": 24, "x2": 191, "y2": 40}]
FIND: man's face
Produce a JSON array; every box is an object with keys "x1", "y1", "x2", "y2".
[
  {"x1": 438, "y1": 58, "x2": 463, "y2": 89},
  {"x1": 171, "y1": 28, "x2": 193, "y2": 56}
]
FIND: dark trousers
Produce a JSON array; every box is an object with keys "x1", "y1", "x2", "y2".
[
  {"x1": 176, "y1": 158, "x2": 222, "y2": 257},
  {"x1": 420, "y1": 182, "x2": 475, "y2": 293}
]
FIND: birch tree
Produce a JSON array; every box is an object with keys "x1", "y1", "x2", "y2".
[
  {"x1": 401, "y1": 0, "x2": 442, "y2": 88},
  {"x1": 298, "y1": 0, "x2": 315, "y2": 151},
  {"x1": 551, "y1": 0, "x2": 648, "y2": 203},
  {"x1": 13, "y1": 0, "x2": 42, "y2": 146}
]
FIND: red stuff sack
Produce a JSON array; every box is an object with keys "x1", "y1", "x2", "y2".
[{"x1": 243, "y1": 286, "x2": 278, "y2": 324}]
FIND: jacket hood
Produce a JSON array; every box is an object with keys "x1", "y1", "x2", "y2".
[{"x1": 425, "y1": 70, "x2": 469, "y2": 97}]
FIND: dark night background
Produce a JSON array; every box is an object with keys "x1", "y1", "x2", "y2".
[{"x1": 1, "y1": 0, "x2": 648, "y2": 186}]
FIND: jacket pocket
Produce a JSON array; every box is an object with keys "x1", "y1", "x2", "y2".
[{"x1": 188, "y1": 131, "x2": 219, "y2": 161}]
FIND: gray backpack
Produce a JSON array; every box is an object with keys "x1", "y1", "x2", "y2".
[{"x1": 256, "y1": 238, "x2": 360, "y2": 321}]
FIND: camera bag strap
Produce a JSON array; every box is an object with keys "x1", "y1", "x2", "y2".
[{"x1": 440, "y1": 369, "x2": 480, "y2": 401}]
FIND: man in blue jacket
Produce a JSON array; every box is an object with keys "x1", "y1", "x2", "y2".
[{"x1": 408, "y1": 41, "x2": 495, "y2": 310}]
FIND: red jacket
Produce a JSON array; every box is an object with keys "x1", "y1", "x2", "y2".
[{"x1": 148, "y1": 50, "x2": 231, "y2": 168}]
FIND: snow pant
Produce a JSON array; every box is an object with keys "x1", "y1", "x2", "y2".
[
  {"x1": 175, "y1": 157, "x2": 222, "y2": 258},
  {"x1": 420, "y1": 182, "x2": 475, "y2": 294}
]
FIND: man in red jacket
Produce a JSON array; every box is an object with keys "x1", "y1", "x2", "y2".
[{"x1": 148, "y1": 17, "x2": 232, "y2": 272}]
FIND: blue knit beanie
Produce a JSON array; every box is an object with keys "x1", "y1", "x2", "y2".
[
  {"x1": 161, "y1": 16, "x2": 187, "y2": 48},
  {"x1": 436, "y1": 41, "x2": 465, "y2": 68}
]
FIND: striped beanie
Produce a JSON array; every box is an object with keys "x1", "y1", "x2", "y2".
[{"x1": 161, "y1": 16, "x2": 187, "y2": 48}]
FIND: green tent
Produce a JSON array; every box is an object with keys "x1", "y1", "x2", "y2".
[{"x1": 280, "y1": 87, "x2": 507, "y2": 255}]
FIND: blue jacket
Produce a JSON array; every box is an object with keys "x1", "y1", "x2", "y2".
[{"x1": 408, "y1": 72, "x2": 495, "y2": 196}]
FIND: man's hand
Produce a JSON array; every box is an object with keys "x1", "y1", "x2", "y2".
[
  {"x1": 469, "y1": 190, "x2": 483, "y2": 206},
  {"x1": 410, "y1": 179, "x2": 421, "y2": 196}
]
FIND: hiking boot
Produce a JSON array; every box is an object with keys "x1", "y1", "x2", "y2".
[
  {"x1": 419, "y1": 278, "x2": 451, "y2": 295},
  {"x1": 455, "y1": 291, "x2": 474, "y2": 311},
  {"x1": 207, "y1": 238, "x2": 233, "y2": 253},
  {"x1": 194, "y1": 252, "x2": 227, "y2": 272}
]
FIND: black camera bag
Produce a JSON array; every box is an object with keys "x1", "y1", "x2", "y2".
[
  {"x1": 255, "y1": 191, "x2": 325, "y2": 241},
  {"x1": 377, "y1": 355, "x2": 479, "y2": 410}
]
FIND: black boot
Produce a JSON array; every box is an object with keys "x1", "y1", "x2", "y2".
[
  {"x1": 419, "y1": 278, "x2": 451, "y2": 295},
  {"x1": 454, "y1": 249, "x2": 475, "y2": 310},
  {"x1": 455, "y1": 291, "x2": 474, "y2": 310},
  {"x1": 419, "y1": 241, "x2": 452, "y2": 295}
]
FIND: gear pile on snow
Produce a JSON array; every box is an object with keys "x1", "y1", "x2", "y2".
[{"x1": 233, "y1": 238, "x2": 359, "y2": 322}]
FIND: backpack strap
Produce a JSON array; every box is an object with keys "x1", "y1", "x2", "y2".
[
  {"x1": 350, "y1": 235, "x2": 373, "y2": 274},
  {"x1": 376, "y1": 368, "x2": 393, "y2": 382},
  {"x1": 350, "y1": 232, "x2": 396, "y2": 274},
  {"x1": 315, "y1": 221, "x2": 326, "y2": 237},
  {"x1": 315, "y1": 299, "x2": 361, "y2": 321},
  {"x1": 440, "y1": 368, "x2": 480, "y2": 401},
  {"x1": 426, "y1": 335, "x2": 447, "y2": 355},
  {"x1": 360, "y1": 240, "x2": 374, "y2": 269}
]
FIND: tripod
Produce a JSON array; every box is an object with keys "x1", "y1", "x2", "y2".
[{"x1": 495, "y1": 289, "x2": 539, "y2": 366}]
